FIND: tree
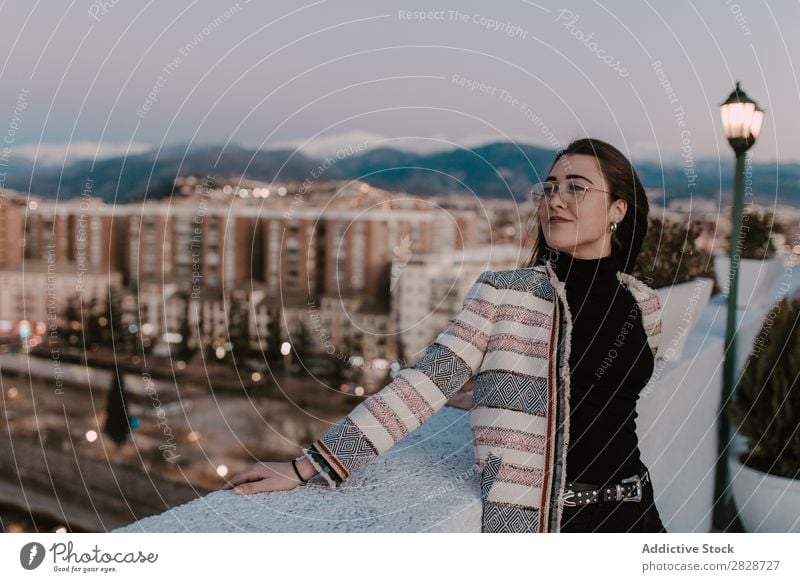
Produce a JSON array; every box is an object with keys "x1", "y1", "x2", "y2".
[
  {"x1": 227, "y1": 291, "x2": 250, "y2": 368},
  {"x1": 86, "y1": 297, "x2": 102, "y2": 345},
  {"x1": 740, "y1": 209, "x2": 777, "y2": 260},
  {"x1": 107, "y1": 287, "x2": 127, "y2": 354},
  {"x1": 104, "y1": 367, "x2": 131, "y2": 446},
  {"x1": 247, "y1": 373, "x2": 277, "y2": 403},
  {"x1": 330, "y1": 335, "x2": 353, "y2": 383},
  {"x1": 264, "y1": 308, "x2": 282, "y2": 364},
  {"x1": 291, "y1": 321, "x2": 312, "y2": 375},
  {"x1": 63, "y1": 295, "x2": 83, "y2": 342},
  {"x1": 176, "y1": 291, "x2": 194, "y2": 361}
]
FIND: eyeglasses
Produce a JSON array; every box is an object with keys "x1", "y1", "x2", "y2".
[{"x1": 530, "y1": 179, "x2": 612, "y2": 204}]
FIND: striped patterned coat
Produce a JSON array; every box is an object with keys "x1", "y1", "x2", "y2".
[{"x1": 304, "y1": 259, "x2": 664, "y2": 533}]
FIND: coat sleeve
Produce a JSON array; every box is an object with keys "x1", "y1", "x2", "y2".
[{"x1": 303, "y1": 270, "x2": 499, "y2": 487}]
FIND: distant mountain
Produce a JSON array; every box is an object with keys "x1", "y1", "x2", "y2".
[
  {"x1": 4, "y1": 144, "x2": 327, "y2": 204},
  {"x1": 4, "y1": 142, "x2": 799, "y2": 206}
]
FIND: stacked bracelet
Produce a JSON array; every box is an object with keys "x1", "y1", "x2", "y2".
[
  {"x1": 291, "y1": 457, "x2": 308, "y2": 483},
  {"x1": 305, "y1": 445, "x2": 343, "y2": 487}
]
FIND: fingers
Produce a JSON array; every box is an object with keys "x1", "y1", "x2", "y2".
[
  {"x1": 232, "y1": 479, "x2": 273, "y2": 495},
  {"x1": 222, "y1": 474, "x2": 249, "y2": 489},
  {"x1": 233, "y1": 477, "x2": 286, "y2": 495},
  {"x1": 223, "y1": 468, "x2": 261, "y2": 489},
  {"x1": 445, "y1": 392, "x2": 474, "y2": 410}
]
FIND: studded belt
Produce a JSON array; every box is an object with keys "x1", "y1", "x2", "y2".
[{"x1": 561, "y1": 468, "x2": 650, "y2": 507}]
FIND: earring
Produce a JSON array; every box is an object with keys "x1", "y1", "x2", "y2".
[{"x1": 610, "y1": 221, "x2": 618, "y2": 233}]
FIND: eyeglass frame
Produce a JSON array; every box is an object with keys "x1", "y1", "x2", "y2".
[{"x1": 529, "y1": 179, "x2": 613, "y2": 204}]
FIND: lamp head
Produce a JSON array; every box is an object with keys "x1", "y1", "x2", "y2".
[{"x1": 720, "y1": 81, "x2": 764, "y2": 155}]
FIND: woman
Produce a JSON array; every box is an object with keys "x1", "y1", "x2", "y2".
[{"x1": 224, "y1": 138, "x2": 668, "y2": 533}]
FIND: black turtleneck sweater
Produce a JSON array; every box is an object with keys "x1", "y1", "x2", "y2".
[{"x1": 541, "y1": 245, "x2": 655, "y2": 484}]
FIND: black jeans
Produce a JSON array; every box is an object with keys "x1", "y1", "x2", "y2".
[{"x1": 559, "y1": 464, "x2": 668, "y2": 533}]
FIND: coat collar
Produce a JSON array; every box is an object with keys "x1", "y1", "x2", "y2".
[{"x1": 530, "y1": 261, "x2": 663, "y2": 360}]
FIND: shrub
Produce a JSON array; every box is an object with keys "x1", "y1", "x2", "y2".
[
  {"x1": 738, "y1": 209, "x2": 777, "y2": 260},
  {"x1": 633, "y1": 217, "x2": 710, "y2": 289},
  {"x1": 726, "y1": 294, "x2": 800, "y2": 479}
]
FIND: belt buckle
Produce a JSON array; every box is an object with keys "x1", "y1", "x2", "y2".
[
  {"x1": 562, "y1": 489, "x2": 577, "y2": 507},
  {"x1": 620, "y1": 474, "x2": 642, "y2": 502}
]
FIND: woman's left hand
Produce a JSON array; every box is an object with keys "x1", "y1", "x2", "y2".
[{"x1": 445, "y1": 390, "x2": 474, "y2": 410}]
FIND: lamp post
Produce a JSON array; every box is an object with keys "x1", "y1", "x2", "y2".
[{"x1": 715, "y1": 81, "x2": 765, "y2": 531}]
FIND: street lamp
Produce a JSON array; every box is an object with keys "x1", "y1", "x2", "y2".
[{"x1": 715, "y1": 81, "x2": 765, "y2": 531}]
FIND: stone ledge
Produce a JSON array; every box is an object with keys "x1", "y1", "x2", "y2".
[{"x1": 113, "y1": 406, "x2": 482, "y2": 533}]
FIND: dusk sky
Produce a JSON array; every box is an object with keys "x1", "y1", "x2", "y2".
[{"x1": 1, "y1": 0, "x2": 798, "y2": 164}]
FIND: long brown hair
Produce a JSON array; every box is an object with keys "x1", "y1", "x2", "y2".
[{"x1": 519, "y1": 138, "x2": 649, "y2": 274}]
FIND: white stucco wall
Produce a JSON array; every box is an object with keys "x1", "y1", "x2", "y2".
[{"x1": 114, "y1": 405, "x2": 483, "y2": 533}]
